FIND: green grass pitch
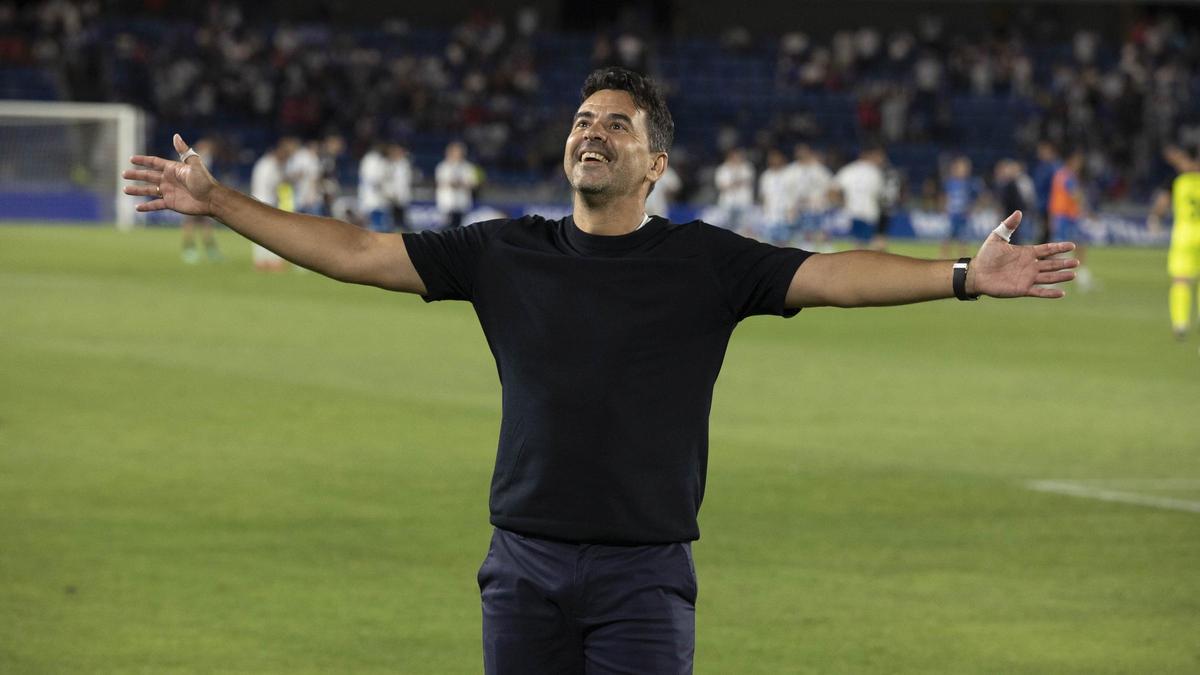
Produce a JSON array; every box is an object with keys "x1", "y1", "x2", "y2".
[{"x1": 1, "y1": 224, "x2": 1198, "y2": 674}]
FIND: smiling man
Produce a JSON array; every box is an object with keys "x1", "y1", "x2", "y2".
[{"x1": 124, "y1": 67, "x2": 1077, "y2": 674}]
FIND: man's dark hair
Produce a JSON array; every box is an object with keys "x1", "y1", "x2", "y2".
[{"x1": 581, "y1": 67, "x2": 674, "y2": 154}]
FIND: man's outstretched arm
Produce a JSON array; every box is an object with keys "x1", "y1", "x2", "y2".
[
  {"x1": 123, "y1": 134, "x2": 426, "y2": 294},
  {"x1": 786, "y1": 211, "x2": 1078, "y2": 308}
]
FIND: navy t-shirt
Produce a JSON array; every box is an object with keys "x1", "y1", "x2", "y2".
[{"x1": 402, "y1": 215, "x2": 812, "y2": 544}]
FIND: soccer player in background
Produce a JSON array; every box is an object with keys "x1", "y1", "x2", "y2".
[
  {"x1": 386, "y1": 143, "x2": 414, "y2": 233},
  {"x1": 1049, "y1": 148, "x2": 1093, "y2": 290},
  {"x1": 357, "y1": 143, "x2": 390, "y2": 232},
  {"x1": 124, "y1": 67, "x2": 1077, "y2": 675},
  {"x1": 758, "y1": 148, "x2": 794, "y2": 244},
  {"x1": 318, "y1": 134, "x2": 346, "y2": 218},
  {"x1": 831, "y1": 144, "x2": 886, "y2": 249},
  {"x1": 179, "y1": 138, "x2": 222, "y2": 263},
  {"x1": 1031, "y1": 140, "x2": 1061, "y2": 245},
  {"x1": 995, "y1": 159, "x2": 1037, "y2": 245},
  {"x1": 940, "y1": 155, "x2": 980, "y2": 258},
  {"x1": 287, "y1": 139, "x2": 323, "y2": 216},
  {"x1": 786, "y1": 144, "x2": 833, "y2": 251},
  {"x1": 1151, "y1": 145, "x2": 1200, "y2": 340},
  {"x1": 435, "y1": 141, "x2": 479, "y2": 230},
  {"x1": 248, "y1": 139, "x2": 295, "y2": 271},
  {"x1": 714, "y1": 147, "x2": 755, "y2": 234}
]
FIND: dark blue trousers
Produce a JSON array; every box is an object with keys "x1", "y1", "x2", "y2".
[{"x1": 478, "y1": 528, "x2": 698, "y2": 674}]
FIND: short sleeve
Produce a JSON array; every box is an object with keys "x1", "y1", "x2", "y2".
[
  {"x1": 401, "y1": 219, "x2": 506, "y2": 302},
  {"x1": 701, "y1": 223, "x2": 813, "y2": 320}
]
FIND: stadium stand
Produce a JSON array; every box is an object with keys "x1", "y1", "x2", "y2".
[{"x1": 2, "y1": 1, "x2": 1198, "y2": 214}]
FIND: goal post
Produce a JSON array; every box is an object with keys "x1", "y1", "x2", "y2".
[{"x1": 0, "y1": 100, "x2": 147, "y2": 230}]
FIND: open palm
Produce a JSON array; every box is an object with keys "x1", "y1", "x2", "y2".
[
  {"x1": 971, "y1": 211, "x2": 1078, "y2": 298},
  {"x1": 122, "y1": 134, "x2": 219, "y2": 217}
]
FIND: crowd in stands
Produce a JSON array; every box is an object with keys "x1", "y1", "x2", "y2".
[
  {"x1": 768, "y1": 12, "x2": 1200, "y2": 203},
  {"x1": 2, "y1": 0, "x2": 1199, "y2": 215}
]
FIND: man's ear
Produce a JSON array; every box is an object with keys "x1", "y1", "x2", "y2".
[{"x1": 646, "y1": 152, "x2": 668, "y2": 183}]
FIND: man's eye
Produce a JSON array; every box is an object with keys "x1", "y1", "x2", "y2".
[
  {"x1": 576, "y1": 120, "x2": 588, "y2": 128},
  {"x1": 611, "y1": 123, "x2": 624, "y2": 130}
]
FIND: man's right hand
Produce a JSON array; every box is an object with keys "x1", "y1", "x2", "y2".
[{"x1": 123, "y1": 134, "x2": 219, "y2": 217}]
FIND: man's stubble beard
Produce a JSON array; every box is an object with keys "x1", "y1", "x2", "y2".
[{"x1": 569, "y1": 165, "x2": 637, "y2": 203}]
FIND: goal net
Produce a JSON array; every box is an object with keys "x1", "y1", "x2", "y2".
[{"x1": 0, "y1": 100, "x2": 146, "y2": 230}]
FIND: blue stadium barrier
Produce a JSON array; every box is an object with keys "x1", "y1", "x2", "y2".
[{"x1": 0, "y1": 190, "x2": 104, "y2": 220}]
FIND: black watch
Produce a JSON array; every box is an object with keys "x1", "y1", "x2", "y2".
[{"x1": 953, "y1": 258, "x2": 980, "y2": 301}]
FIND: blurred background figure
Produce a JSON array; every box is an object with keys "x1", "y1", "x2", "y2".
[
  {"x1": 180, "y1": 138, "x2": 222, "y2": 264},
  {"x1": 1031, "y1": 141, "x2": 1062, "y2": 245},
  {"x1": 319, "y1": 135, "x2": 346, "y2": 219},
  {"x1": 878, "y1": 160, "x2": 904, "y2": 252},
  {"x1": 715, "y1": 148, "x2": 755, "y2": 234},
  {"x1": 994, "y1": 159, "x2": 1037, "y2": 245},
  {"x1": 249, "y1": 139, "x2": 296, "y2": 271},
  {"x1": 358, "y1": 143, "x2": 390, "y2": 232},
  {"x1": 832, "y1": 145, "x2": 887, "y2": 249},
  {"x1": 287, "y1": 140, "x2": 323, "y2": 216},
  {"x1": 1152, "y1": 145, "x2": 1200, "y2": 339},
  {"x1": 786, "y1": 144, "x2": 833, "y2": 251},
  {"x1": 387, "y1": 144, "x2": 414, "y2": 233},
  {"x1": 435, "y1": 141, "x2": 479, "y2": 230},
  {"x1": 940, "y1": 155, "x2": 980, "y2": 258},
  {"x1": 644, "y1": 164, "x2": 681, "y2": 220},
  {"x1": 1049, "y1": 148, "x2": 1093, "y2": 290},
  {"x1": 758, "y1": 148, "x2": 794, "y2": 244}
]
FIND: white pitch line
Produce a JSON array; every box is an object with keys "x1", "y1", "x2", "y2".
[
  {"x1": 1025, "y1": 480, "x2": 1200, "y2": 514},
  {"x1": 1065, "y1": 479, "x2": 1200, "y2": 489}
]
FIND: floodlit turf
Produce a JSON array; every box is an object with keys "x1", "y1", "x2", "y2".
[{"x1": 2, "y1": 223, "x2": 1198, "y2": 674}]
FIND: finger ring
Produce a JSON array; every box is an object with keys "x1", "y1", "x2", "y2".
[
  {"x1": 179, "y1": 148, "x2": 200, "y2": 163},
  {"x1": 157, "y1": 185, "x2": 162, "y2": 196}
]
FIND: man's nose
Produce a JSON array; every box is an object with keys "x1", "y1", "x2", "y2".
[{"x1": 583, "y1": 125, "x2": 607, "y2": 142}]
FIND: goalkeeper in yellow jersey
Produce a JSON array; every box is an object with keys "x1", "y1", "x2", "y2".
[{"x1": 1152, "y1": 146, "x2": 1200, "y2": 340}]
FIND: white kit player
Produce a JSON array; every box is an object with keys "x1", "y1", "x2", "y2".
[
  {"x1": 250, "y1": 139, "x2": 296, "y2": 271},
  {"x1": 715, "y1": 148, "x2": 755, "y2": 234},
  {"x1": 786, "y1": 144, "x2": 834, "y2": 250},
  {"x1": 758, "y1": 148, "x2": 794, "y2": 244}
]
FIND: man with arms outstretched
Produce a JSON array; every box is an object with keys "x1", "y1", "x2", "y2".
[{"x1": 125, "y1": 68, "x2": 1076, "y2": 675}]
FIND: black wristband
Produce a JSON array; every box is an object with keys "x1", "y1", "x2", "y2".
[{"x1": 953, "y1": 258, "x2": 979, "y2": 301}]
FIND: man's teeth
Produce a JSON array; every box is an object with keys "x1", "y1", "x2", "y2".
[{"x1": 581, "y1": 152, "x2": 609, "y2": 163}]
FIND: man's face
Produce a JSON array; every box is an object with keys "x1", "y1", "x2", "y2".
[{"x1": 564, "y1": 89, "x2": 662, "y2": 199}]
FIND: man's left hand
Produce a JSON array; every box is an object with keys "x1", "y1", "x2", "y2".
[{"x1": 968, "y1": 210, "x2": 1078, "y2": 299}]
